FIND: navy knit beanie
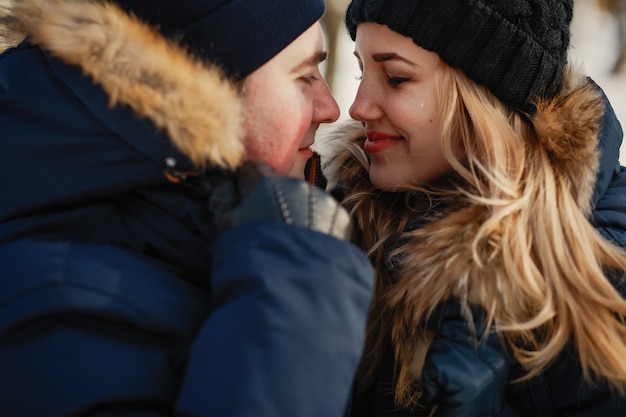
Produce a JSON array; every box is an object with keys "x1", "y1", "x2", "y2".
[
  {"x1": 112, "y1": 0, "x2": 325, "y2": 80},
  {"x1": 346, "y1": 0, "x2": 574, "y2": 115}
]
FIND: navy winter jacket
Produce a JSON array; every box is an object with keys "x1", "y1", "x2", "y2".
[
  {"x1": 503, "y1": 84, "x2": 626, "y2": 417},
  {"x1": 325, "y1": 77, "x2": 626, "y2": 417},
  {"x1": 0, "y1": 12, "x2": 374, "y2": 417}
]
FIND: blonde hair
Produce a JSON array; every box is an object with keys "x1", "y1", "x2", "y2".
[{"x1": 336, "y1": 62, "x2": 626, "y2": 408}]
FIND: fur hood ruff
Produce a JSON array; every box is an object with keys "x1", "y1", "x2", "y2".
[
  {"x1": 321, "y1": 67, "x2": 607, "y2": 326},
  {"x1": 0, "y1": 0, "x2": 245, "y2": 169},
  {"x1": 319, "y1": 68, "x2": 618, "y2": 390}
]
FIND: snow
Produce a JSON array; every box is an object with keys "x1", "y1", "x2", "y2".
[{"x1": 322, "y1": 1, "x2": 626, "y2": 164}]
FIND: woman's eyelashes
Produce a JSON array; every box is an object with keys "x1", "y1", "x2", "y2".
[
  {"x1": 354, "y1": 72, "x2": 410, "y2": 87},
  {"x1": 387, "y1": 76, "x2": 410, "y2": 87}
]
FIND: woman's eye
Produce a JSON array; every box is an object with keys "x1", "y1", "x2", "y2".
[
  {"x1": 353, "y1": 72, "x2": 409, "y2": 85},
  {"x1": 387, "y1": 77, "x2": 410, "y2": 87}
]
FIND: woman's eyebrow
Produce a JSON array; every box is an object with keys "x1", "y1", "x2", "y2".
[
  {"x1": 353, "y1": 50, "x2": 418, "y2": 66},
  {"x1": 372, "y1": 52, "x2": 417, "y2": 66}
]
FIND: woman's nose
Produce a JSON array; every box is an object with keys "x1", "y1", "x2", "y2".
[{"x1": 349, "y1": 78, "x2": 382, "y2": 122}]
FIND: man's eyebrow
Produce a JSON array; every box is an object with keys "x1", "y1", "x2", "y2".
[{"x1": 291, "y1": 51, "x2": 328, "y2": 73}]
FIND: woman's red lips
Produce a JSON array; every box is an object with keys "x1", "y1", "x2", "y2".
[
  {"x1": 364, "y1": 131, "x2": 403, "y2": 154},
  {"x1": 366, "y1": 131, "x2": 401, "y2": 141}
]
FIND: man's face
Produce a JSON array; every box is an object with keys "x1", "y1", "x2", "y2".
[{"x1": 239, "y1": 22, "x2": 340, "y2": 178}]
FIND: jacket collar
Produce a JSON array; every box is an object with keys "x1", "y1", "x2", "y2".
[
  {"x1": 2, "y1": 0, "x2": 245, "y2": 170},
  {"x1": 593, "y1": 80, "x2": 624, "y2": 206}
]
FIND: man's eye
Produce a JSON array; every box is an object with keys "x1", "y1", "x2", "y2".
[{"x1": 300, "y1": 75, "x2": 318, "y2": 85}]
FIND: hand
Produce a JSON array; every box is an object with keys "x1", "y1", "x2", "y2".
[
  {"x1": 205, "y1": 161, "x2": 353, "y2": 240},
  {"x1": 421, "y1": 299, "x2": 510, "y2": 417}
]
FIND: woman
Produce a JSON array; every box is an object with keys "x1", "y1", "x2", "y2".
[{"x1": 323, "y1": 0, "x2": 626, "y2": 415}]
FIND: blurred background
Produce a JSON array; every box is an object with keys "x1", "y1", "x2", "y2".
[{"x1": 319, "y1": 0, "x2": 626, "y2": 164}]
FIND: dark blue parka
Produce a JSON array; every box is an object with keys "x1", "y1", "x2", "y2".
[
  {"x1": 503, "y1": 84, "x2": 626, "y2": 417},
  {"x1": 0, "y1": 3, "x2": 374, "y2": 417},
  {"x1": 323, "y1": 74, "x2": 626, "y2": 417}
]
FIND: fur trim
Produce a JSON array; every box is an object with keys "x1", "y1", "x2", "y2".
[
  {"x1": 322, "y1": 71, "x2": 606, "y2": 305},
  {"x1": 534, "y1": 70, "x2": 603, "y2": 214},
  {"x1": 0, "y1": 1, "x2": 23, "y2": 53},
  {"x1": 3, "y1": 0, "x2": 244, "y2": 168},
  {"x1": 321, "y1": 69, "x2": 609, "y2": 392},
  {"x1": 318, "y1": 120, "x2": 368, "y2": 191}
]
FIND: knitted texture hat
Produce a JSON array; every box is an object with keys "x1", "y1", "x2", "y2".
[
  {"x1": 113, "y1": 0, "x2": 325, "y2": 80},
  {"x1": 346, "y1": 0, "x2": 574, "y2": 115}
]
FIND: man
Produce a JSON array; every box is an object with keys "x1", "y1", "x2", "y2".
[
  {"x1": 0, "y1": 1, "x2": 374, "y2": 416},
  {"x1": 238, "y1": 18, "x2": 341, "y2": 178}
]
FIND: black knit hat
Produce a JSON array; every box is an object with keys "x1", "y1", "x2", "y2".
[
  {"x1": 346, "y1": 0, "x2": 574, "y2": 115},
  {"x1": 113, "y1": 0, "x2": 325, "y2": 81}
]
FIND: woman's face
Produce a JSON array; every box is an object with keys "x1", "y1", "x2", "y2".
[{"x1": 350, "y1": 22, "x2": 452, "y2": 191}]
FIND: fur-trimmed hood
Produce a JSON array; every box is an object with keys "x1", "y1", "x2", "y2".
[
  {"x1": 321, "y1": 70, "x2": 623, "y2": 302},
  {"x1": 0, "y1": 0, "x2": 244, "y2": 169},
  {"x1": 0, "y1": 0, "x2": 250, "y2": 275},
  {"x1": 321, "y1": 70, "x2": 626, "y2": 392}
]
